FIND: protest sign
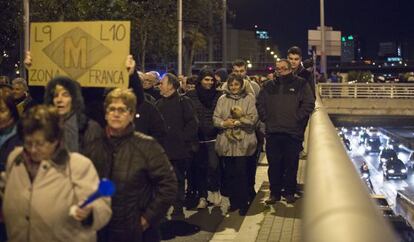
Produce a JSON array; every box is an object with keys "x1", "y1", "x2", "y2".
[{"x1": 29, "y1": 21, "x2": 130, "y2": 88}]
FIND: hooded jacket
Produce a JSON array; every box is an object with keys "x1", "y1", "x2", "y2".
[{"x1": 213, "y1": 80, "x2": 258, "y2": 157}]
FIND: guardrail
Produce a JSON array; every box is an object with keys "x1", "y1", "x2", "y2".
[
  {"x1": 303, "y1": 95, "x2": 398, "y2": 242},
  {"x1": 318, "y1": 83, "x2": 414, "y2": 99}
]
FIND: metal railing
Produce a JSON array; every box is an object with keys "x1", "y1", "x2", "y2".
[
  {"x1": 318, "y1": 83, "x2": 414, "y2": 99},
  {"x1": 303, "y1": 96, "x2": 397, "y2": 242}
]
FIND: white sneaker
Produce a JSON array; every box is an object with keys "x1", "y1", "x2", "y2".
[
  {"x1": 211, "y1": 191, "x2": 222, "y2": 206},
  {"x1": 197, "y1": 197, "x2": 208, "y2": 209}
]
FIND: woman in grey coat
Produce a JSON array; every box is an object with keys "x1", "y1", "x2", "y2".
[{"x1": 213, "y1": 74, "x2": 258, "y2": 216}]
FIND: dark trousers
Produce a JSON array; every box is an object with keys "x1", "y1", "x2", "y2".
[
  {"x1": 171, "y1": 159, "x2": 189, "y2": 209},
  {"x1": 99, "y1": 224, "x2": 160, "y2": 242},
  {"x1": 246, "y1": 151, "x2": 258, "y2": 200},
  {"x1": 266, "y1": 133, "x2": 302, "y2": 197},
  {"x1": 191, "y1": 142, "x2": 221, "y2": 198},
  {"x1": 222, "y1": 156, "x2": 249, "y2": 208}
]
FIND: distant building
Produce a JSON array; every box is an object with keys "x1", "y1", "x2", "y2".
[
  {"x1": 378, "y1": 42, "x2": 401, "y2": 58},
  {"x1": 341, "y1": 35, "x2": 363, "y2": 62}
]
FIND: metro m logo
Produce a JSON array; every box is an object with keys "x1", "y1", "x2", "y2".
[
  {"x1": 43, "y1": 27, "x2": 111, "y2": 79},
  {"x1": 64, "y1": 37, "x2": 87, "y2": 68}
]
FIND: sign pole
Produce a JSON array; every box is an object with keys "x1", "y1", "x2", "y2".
[
  {"x1": 22, "y1": 0, "x2": 30, "y2": 79},
  {"x1": 320, "y1": 0, "x2": 327, "y2": 79},
  {"x1": 177, "y1": 0, "x2": 183, "y2": 76}
]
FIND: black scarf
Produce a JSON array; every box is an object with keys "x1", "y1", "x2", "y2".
[{"x1": 196, "y1": 84, "x2": 217, "y2": 109}]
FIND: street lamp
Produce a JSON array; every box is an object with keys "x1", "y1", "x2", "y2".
[
  {"x1": 177, "y1": 0, "x2": 183, "y2": 75},
  {"x1": 222, "y1": 0, "x2": 227, "y2": 68},
  {"x1": 22, "y1": 0, "x2": 30, "y2": 79},
  {"x1": 270, "y1": 51, "x2": 274, "y2": 55},
  {"x1": 266, "y1": 47, "x2": 270, "y2": 51}
]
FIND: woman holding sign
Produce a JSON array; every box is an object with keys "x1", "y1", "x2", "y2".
[{"x1": 2, "y1": 105, "x2": 112, "y2": 242}]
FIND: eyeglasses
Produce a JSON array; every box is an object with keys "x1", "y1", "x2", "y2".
[
  {"x1": 106, "y1": 106, "x2": 130, "y2": 115},
  {"x1": 276, "y1": 66, "x2": 289, "y2": 71},
  {"x1": 23, "y1": 140, "x2": 48, "y2": 150}
]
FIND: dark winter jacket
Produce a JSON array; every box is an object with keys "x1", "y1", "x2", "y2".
[
  {"x1": 294, "y1": 65, "x2": 315, "y2": 97},
  {"x1": 186, "y1": 88, "x2": 220, "y2": 141},
  {"x1": 129, "y1": 71, "x2": 166, "y2": 144},
  {"x1": 256, "y1": 73, "x2": 315, "y2": 140},
  {"x1": 156, "y1": 92, "x2": 199, "y2": 160},
  {"x1": 83, "y1": 125, "x2": 177, "y2": 242},
  {"x1": 144, "y1": 87, "x2": 162, "y2": 101}
]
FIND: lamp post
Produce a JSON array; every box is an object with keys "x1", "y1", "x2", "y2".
[
  {"x1": 222, "y1": 0, "x2": 227, "y2": 69},
  {"x1": 320, "y1": 0, "x2": 327, "y2": 78},
  {"x1": 177, "y1": 0, "x2": 183, "y2": 75},
  {"x1": 22, "y1": 0, "x2": 30, "y2": 79}
]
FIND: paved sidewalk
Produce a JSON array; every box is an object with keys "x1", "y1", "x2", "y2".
[
  {"x1": 211, "y1": 156, "x2": 305, "y2": 242},
  {"x1": 162, "y1": 155, "x2": 306, "y2": 242}
]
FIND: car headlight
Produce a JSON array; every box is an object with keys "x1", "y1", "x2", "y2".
[
  {"x1": 401, "y1": 169, "x2": 407, "y2": 173},
  {"x1": 399, "y1": 144, "x2": 404, "y2": 149},
  {"x1": 366, "y1": 146, "x2": 372, "y2": 151},
  {"x1": 380, "y1": 146, "x2": 384, "y2": 150},
  {"x1": 389, "y1": 145, "x2": 394, "y2": 149},
  {"x1": 388, "y1": 169, "x2": 395, "y2": 174},
  {"x1": 381, "y1": 158, "x2": 387, "y2": 162}
]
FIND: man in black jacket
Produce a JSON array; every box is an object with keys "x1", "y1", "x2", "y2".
[
  {"x1": 256, "y1": 59, "x2": 315, "y2": 204},
  {"x1": 156, "y1": 73, "x2": 199, "y2": 217}
]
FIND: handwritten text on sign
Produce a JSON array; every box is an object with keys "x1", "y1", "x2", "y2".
[{"x1": 29, "y1": 21, "x2": 130, "y2": 88}]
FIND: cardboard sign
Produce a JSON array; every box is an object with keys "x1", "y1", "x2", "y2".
[{"x1": 29, "y1": 21, "x2": 130, "y2": 88}]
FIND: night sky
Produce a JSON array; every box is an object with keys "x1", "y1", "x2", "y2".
[{"x1": 229, "y1": 0, "x2": 414, "y2": 59}]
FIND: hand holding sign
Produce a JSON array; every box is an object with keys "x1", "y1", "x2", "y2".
[
  {"x1": 125, "y1": 55, "x2": 136, "y2": 76},
  {"x1": 24, "y1": 51, "x2": 32, "y2": 69}
]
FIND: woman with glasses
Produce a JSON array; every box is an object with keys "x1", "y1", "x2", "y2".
[
  {"x1": 44, "y1": 76, "x2": 103, "y2": 153},
  {"x1": 84, "y1": 88, "x2": 177, "y2": 242},
  {"x1": 2, "y1": 105, "x2": 111, "y2": 242}
]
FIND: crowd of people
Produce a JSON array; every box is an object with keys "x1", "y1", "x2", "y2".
[{"x1": 0, "y1": 46, "x2": 315, "y2": 242}]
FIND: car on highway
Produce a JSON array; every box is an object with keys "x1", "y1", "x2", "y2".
[
  {"x1": 382, "y1": 158, "x2": 408, "y2": 180},
  {"x1": 386, "y1": 139, "x2": 404, "y2": 152},
  {"x1": 367, "y1": 127, "x2": 380, "y2": 137},
  {"x1": 379, "y1": 148, "x2": 398, "y2": 167},
  {"x1": 406, "y1": 151, "x2": 414, "y2": 170},
  {"x1": 359, "y1": 131, "x2": 370, "y2": 145},
  {"x1": 364, "y1": 136, "x2": 383, "y2": 154}
]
